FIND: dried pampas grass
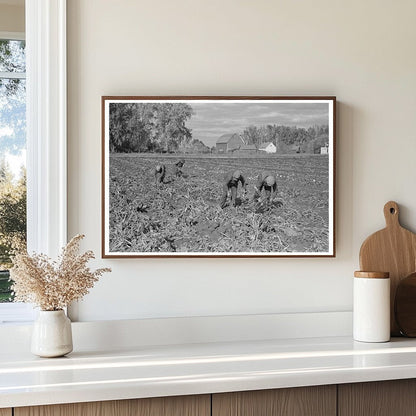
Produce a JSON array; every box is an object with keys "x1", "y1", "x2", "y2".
[{"x1": 10, "y1": 234, "x2": 111, "y2": 311}]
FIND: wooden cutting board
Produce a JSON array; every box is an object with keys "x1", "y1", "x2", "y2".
[{"x1": 359, "y1": 201, "x2": 416, "y2": 336}]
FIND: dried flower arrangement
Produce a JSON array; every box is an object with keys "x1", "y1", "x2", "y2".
[{"x1": 10, "y1": 234, "x2": 111, "y2": 311}]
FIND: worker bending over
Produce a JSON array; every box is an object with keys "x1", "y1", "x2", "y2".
[
  {"x1": 254, "y1": 172, "x2": 277, "y2": 202},
  {"x1": 220, "y1": 170, "x2": 247, "y2": 208},
  {"x1": 174, "y1": 159, "x2": 185, "y2": 177},
  {"x1": 154, "y1": 164, "x2": 166, "y2": 183}
]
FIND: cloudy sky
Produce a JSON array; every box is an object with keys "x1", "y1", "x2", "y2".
[{"x1": 187, "y1": 102, "x2": 329, "y2": 147}]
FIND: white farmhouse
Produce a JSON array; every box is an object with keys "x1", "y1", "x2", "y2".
[
  {"x1": 259, "y1": 142, "x2": 277, "y2": 153},
  {"x1": 320, "y1": 143, "x2": 329, "y2": 154}
]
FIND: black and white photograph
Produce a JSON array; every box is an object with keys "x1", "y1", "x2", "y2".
[{"x1": 102, "y1": 97, "x2": 335, "y2": 257}]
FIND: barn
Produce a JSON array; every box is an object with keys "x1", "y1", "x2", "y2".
[
  {"x1": 259, "y1": 142, "x2": 277, "y2": 153},
  {"x1": 216, "y1": 133, "x2": 245, "y2": 153}
]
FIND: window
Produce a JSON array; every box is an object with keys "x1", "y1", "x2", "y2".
[
  {"x1": 0, "y1": 32, "x2": 34, "y2": 322},
  {"x1": 0, "y1": 35, "x2": 26, "y2": 302},
  {"x1": 0, "y1": 1, "x2": 67, "y2": 324}
]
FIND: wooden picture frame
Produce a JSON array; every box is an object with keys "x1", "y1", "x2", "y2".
[{"x1": 102, "y1": 96, "x2": 336, "y2": 258}]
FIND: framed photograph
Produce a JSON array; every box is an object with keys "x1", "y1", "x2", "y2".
[{"x1": 102, "y1": 96, "x2": 336, "y2": 258}]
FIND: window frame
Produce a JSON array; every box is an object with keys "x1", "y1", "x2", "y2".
[
  {"x1": 26, "y1": 0, "x2": 67, "y2": 257},
  {"x1": 0, "y1": 0, "x2": 67, "y2": 323}
]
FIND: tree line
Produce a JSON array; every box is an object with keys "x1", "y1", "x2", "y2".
[
  {"x1": 109, "y1": 103, "x2": 193, "y2": 153},
  {"x1": 241, "y1": 124, "x2": 329, "y2": 148}
]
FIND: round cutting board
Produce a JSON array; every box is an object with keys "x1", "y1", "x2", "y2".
[{"x1": 395, "y1": 272, "x2": 416, "y2": 337}]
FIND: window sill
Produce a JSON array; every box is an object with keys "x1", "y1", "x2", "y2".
[{"x1": 0, "y1": 303, "x2": 36, "y2": 324}]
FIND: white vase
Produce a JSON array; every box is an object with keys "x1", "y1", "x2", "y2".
[{"x1": 31, "y1": 310, "x2": 73, "y2": 357}]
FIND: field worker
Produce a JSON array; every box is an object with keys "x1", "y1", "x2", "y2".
[
  {"x1": 154, "y1": 164, "x2": 166, "y2": 183},
  {"x1": 220, "y1": 170, "x2": 247, "y2": 208},
  {"x1": 174, "y1": 159, "x2": 185, "y2": 177},
  {"x1": 254, "y1": 172, "x2": 277, "y2": 202}
]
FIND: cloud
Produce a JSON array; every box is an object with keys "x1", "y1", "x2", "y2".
[{"x1": 187, "y1": 101, "x2": 329, "y2": 146}]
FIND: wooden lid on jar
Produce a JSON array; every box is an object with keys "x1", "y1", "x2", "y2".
[{"x1": 354, "y1": 271, "x2": 390, "y2": 279}]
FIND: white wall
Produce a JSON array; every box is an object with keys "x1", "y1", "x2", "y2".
[
  {"x1": 67, "y1": 0, "x2": 416, "y2": 322},
  {"x1": 0, "y1": 3, "x2": 24, "y2": 33}
]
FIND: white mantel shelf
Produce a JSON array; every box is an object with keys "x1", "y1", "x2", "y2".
[{"x1": 2, "y1": 335, "x2": 416, "y2": 409}]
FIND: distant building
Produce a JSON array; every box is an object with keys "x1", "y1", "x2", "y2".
[
  {"x1": 259, "y1": 142, "x2": 277, "y2": 153},
  {"x1": 216, "y1": 133, "x2": 245, "y2": 153},
  {"x1": 306, "y1": 134, "x2": 329, "y2": 154},
  {"x1": 320, "y1": 143, "x2": 329, "y2": 154}
]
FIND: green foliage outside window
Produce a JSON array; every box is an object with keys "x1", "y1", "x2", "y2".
[{"x1": 0, "y1": 38, "x2": 27, "y2": 302}]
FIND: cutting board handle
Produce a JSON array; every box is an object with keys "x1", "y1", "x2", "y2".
[{"x1": 384, "y1": 201, "x2": 400, "y2": 228}]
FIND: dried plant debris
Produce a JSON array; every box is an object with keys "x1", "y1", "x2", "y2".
[
  {"x1": 10, "y1": 234, "x2": 111, "y2": 310},
  {"x1": 109, "y1": 155, "x2": 329, "y2": 254}
]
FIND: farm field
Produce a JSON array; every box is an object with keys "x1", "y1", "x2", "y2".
[{"x1": 108, "y1": 154, "x2": 330, "y2": 254}]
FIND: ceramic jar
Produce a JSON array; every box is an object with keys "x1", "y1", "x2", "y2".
[
  {"x1": 353, "y1": 271, "x2": 390, "y2": 343},
  {"x1": 31, "y1": 310, "x2": 73, "y2": 357}
]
